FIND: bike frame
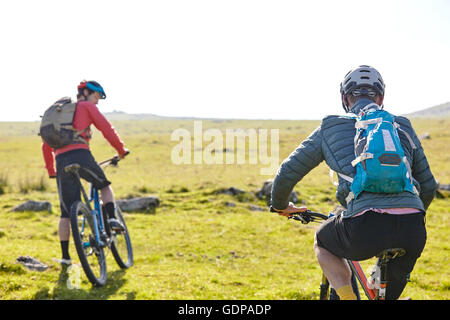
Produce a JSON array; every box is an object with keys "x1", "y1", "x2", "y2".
[
  {"x1": 73, "y1": 154, "x2": 127, "y2": 250},
  {"x1": 90, "y1": 184, "x2": 106, "y2": 247},
  {"x1": 76, "y1": 174, "x2": 106, "y2": 248},
  {"x1": 348, "y1": 260, "x2": 376, "y2": 300},
  {"x1": 286, "y1": 210, "x2": 379, "y2": 300}
]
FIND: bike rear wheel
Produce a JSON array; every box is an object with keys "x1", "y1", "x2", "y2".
[
  {"x1": 70, "y1": 201, "x2": 107, "y2": 287},
  {"x1": 104, "y1": 205, "x2": 133, "y2": 269}
]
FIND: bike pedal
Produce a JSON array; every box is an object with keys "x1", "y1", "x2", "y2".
[{"x1": 100, "y1": 235, "x2": 110, "y2": 246}]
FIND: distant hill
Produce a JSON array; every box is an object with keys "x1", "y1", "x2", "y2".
[
  {"x1": 404, "y1": 102, "x2": 450, "y2": 118},
  {"x1": 104, "y1": 111, "x2": 235, "y2": 121},
  {"x1": 105, "y1": 103, "x2": 450, "y2": 121},
  {"x1": 104, "y1": 110, "x2": 213, "y2": 121},
  {"x1": 104, "y1": 111, "x2": 170, "y2": 121}
]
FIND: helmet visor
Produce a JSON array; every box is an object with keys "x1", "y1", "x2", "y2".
[{"x1": 86, "y1": 81, "x2": 106, "y2": 99}]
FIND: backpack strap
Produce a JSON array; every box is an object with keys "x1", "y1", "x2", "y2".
[
  {"x1": 361, "y1": 103, "x2": 383, "y2": 113},
  {"x1": 393, "y1": 122, "x2": 417, "y2": 149},
  {"x1": 59, "y1": 125, "x2": 90, "y2": 145},
  {"x1": 329, "y1": 169, "x2": 339, "y2": 186},
  {"x1": 351, "y1": 153, "x2": 374, "y2": 167},
  {"x1": 345, "y1": 191, "x2": 355, "y2": 204},
  {"x1": 58, "y1": 102, "x2": 90, "y2": 145},
  {"x1": 329, "y1": 169, "x2": 355, "y2": 204},
  {"x1": 402, "y1": 156, "x2": 420, "y2": 196},
  {"x1": 330, "y1": 169, "x2": 354, "y2": 185},
  {"x1": 355, "y1": 117, "x2": 383, "y2": 130}
]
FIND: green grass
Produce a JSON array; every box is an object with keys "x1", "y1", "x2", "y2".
[{"x1": 0, "y1": 118, "x2": 448, "y2": 300}]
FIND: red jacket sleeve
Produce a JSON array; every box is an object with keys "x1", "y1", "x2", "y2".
[
  {"x1": 86, "y1": 104, "x2": 127, "y2": 155},
  {"x1": 42, "y1": 141, "x2": 56, "y2": 177}
]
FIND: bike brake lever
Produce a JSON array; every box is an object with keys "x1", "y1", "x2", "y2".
[
  {"x1": 291, "y1": 213, "x2": 310, "y2": 224},
  {"x1": 271, "y1": 207, "x2": 309, "y2": 224},
  {"x1": 110, "y1": 157, "x2": 120, "y2": 166}
]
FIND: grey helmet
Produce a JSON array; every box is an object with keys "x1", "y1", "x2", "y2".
[{"x1": 340, "y1": 65, "x2": 385, "y2": 111}]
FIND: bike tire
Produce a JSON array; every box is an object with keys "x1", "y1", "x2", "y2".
[
  {"x1": 70, "y1": 201, "x2": 107, "y2": 287},
  {"x1": 104, "y1": 205, "x2": 133, "y2": 269}
]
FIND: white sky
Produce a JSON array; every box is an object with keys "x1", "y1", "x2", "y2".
[{"x1": 1, "y1": 0, "x2": 449, "y2": 121}]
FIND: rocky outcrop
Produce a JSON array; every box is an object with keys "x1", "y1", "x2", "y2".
[
  {"x1": 255, "y1": 180, "x2": 298, "y2": 206},
  {"x1": 16, "y1": 256, "x2": 48, "y2": 271},
  {"x1": 116, "y1": 196, "x2": 160, "y2": 213},
  {"x1": 11, "y1": 200, "x2": 52, "y2": 213}
]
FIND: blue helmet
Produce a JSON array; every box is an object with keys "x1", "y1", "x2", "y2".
[{"x1": 78, "y1": 80, "x2": 106, "y2": 99}]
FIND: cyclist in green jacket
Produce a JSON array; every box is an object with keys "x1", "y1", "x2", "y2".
[{"x1": 271, "y1": 66, "x2": 437, "y2": 299}]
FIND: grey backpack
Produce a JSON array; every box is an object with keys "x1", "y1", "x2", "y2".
[{"x1": 39, "y1": 97, "x2": 89, "y2": 149}]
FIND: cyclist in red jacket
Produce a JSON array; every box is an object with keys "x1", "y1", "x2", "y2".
[{"x1": 42, "y1": 80, "x2": 129, "y2": 266}]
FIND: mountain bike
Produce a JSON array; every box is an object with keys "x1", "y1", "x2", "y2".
[
  {"x1": 271, "y1": 207, "x2": 406, "y2": 300},
  {"x1": 65, "y1": 154, "x2": 133, "y2": 287}
]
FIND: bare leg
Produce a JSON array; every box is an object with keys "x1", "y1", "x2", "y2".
[
  {"x1": 59, "y1": 217, "x2": 71, "y2": 262},
  {"x1": 100, "y1": 185, "x2": 114, "y2": 204},
  {"x1": 59, "y1": 218, "x2": 71, "y2": 241},
  {"x1": 314, "y1": 234, "x2": 355, "y2": 299}
]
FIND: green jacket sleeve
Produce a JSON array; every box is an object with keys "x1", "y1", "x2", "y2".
[
  {"x1": 410, "y1": 128, "x2": 437, "y2": 210},
  {"x1": 271, "y1": 125, "x2": 324, "y2": 210}
]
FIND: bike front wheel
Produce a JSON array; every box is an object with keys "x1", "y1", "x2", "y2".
[
  {"x1": 104, "y1": 205, "x2": 133, "y2": 269},
  {"x1": 70, "y1": 201, "x2": 107, "y2": 287}
]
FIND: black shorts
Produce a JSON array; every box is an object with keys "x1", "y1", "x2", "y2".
[
  {"x1": 315, "y1": 211, "x2": 427, "y2": 300},
  {"x1": 56, "y1": 149, "x2": 111, "y2": 218}
]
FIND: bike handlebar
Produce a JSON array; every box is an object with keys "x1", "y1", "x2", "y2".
[
  {"x1": 64, "y1": 151, "x2": 130, "y2": 174},
  {"x1": 270, "y1": 205, "x2": 329, "y2": 224},
  {"x1": 98, "y1": 151, "x2": 130, "y2": 167},
  {"x1": 289, "y1": 210, "x2": 328, "y2": 224}
]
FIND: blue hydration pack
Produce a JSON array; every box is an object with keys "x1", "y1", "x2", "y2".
[{"x1": 337, "y1": 103, "x2": 418, "y2": 203}]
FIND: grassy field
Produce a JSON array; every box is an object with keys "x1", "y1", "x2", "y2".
[{"x1": 0, "y1": 117, "x2": 448, "y2": 300}]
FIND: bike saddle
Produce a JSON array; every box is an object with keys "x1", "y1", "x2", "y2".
[
  {"x1": 376, "y1": 248, "x2": 406, "y2": 261},
  {"x1": 64, "y1": 163, "x2": 81, "y2": 173}
]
